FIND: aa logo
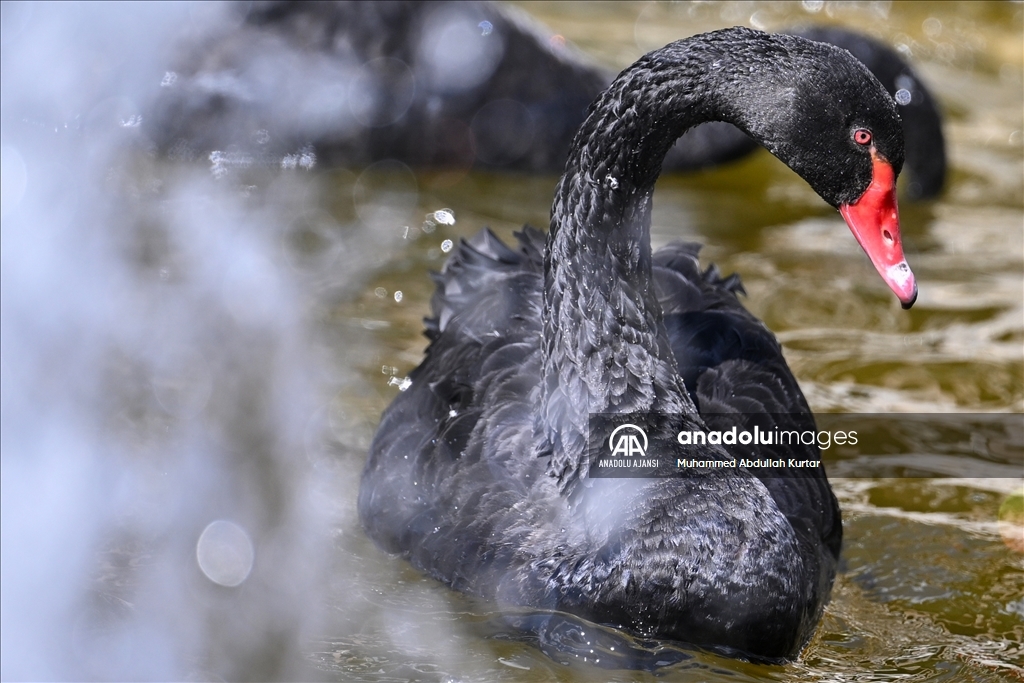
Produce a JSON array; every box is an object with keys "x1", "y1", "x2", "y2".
[{"x1": 608, "y1": 423, "x2": 648, "y2": 457}]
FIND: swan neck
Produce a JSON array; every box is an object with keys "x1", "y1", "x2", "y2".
[{"x1": 539, "y1": 44, "x2": 739, "y2": 487}]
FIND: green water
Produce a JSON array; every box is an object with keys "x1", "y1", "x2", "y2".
[{"x1": 303, "y1": 2, "x2": 1023, "y2": 681}]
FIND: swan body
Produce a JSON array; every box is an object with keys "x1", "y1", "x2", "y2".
[{"x1": 360, "y1": 27, "x2": 916, "y2": 660}]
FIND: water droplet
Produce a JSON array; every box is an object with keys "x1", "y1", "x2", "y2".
[
  {"x1": 441, "y1": 239, "x2": 454, "y2": 253},
  {"x1": 209, "y1": 151, "x2": 227, "y2": 179},
  {"x1": 393, "y1": 290, "x2": 403, "y2": 303},
  {"x1": 375, "y1": 287, "x2": 387, "y2": 298},
  {"x1": 417, "y1": 6, "x2": 505, "y2": 94},
  {"x1": 281, "y1": 146, "x2": 317, "y2": 171},
  {"x1": 196, "y1": 520, "x2": 254, "y2": 587},
  {"x1": 160, "y1": 71, "x2": 178, "y2": 87},
  {"x1": 895, "y1": 89, "x2": 912, "y2": 106},
  {"x1": 433, "y1": 208, "x2": 456, "y2": 225},
  {"x1": 389, "y1": 376, "x2": 413, "y2": 391},
  {"x1": 479, "y1": 20, "x2": 493, "y2": 36}
]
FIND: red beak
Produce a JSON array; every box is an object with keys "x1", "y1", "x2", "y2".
[{"x1": 839, "y1": 156, "x2": 918, "y2": 309}]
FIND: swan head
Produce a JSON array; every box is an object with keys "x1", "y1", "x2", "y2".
[{"x1": 722, "y1": 32, "x2": 917, "y2": 307}]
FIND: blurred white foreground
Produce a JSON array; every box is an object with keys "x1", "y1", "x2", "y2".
[{"x1": 0, "y1": 3, "x2": 379, "y2": 679}]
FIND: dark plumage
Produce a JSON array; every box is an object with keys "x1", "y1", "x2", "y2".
[{"x1": 360, "y1": 27, "x2": 913, "y2": 660}]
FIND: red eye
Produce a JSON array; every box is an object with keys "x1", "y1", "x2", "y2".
[{"x1": 853, "y1": 129, "x2": 872, "y2": 146}]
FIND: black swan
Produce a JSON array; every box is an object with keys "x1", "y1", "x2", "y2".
[
  {"x1": 150, "y1": 1, "x2": 946, "y2": 197},
  {"x1": 359, "y1": 27, "x2": 917, "y2": 660}
]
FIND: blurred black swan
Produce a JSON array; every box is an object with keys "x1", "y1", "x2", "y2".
[
  {"x1": 149, "y1": 1, "x2": 945, "y2": 198},
  {"x1": 359, "y1": 27, "x2": 917, "y2": 661}
]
